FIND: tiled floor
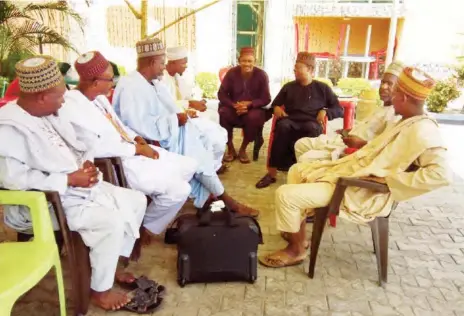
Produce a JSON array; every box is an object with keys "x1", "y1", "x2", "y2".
[{"x1": 2, "y1": 122, "x2": 464, "y2": 316}]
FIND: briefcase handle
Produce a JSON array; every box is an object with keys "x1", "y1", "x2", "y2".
[{"x1": 198, "y1": 207, "x2": 237, "y2": 227}]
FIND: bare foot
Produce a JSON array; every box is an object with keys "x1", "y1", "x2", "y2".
[
  {"x1": 91, "y1": 289, "x2": 130, "y2": 311},
  {"x1": 216, "y1": 163, "x2": 229, "y2": 175},
  {"x1": 223, "y1": 148, "x2": 237, "y2": 162},
  {"x1": 235, "y1": 202, "x2": 259, "y2": 217},
  {"x1": 280, "y1": 232, "x2": 310, "y2": 249},
  {"x1": 115, "y1": 271, "x2": 136, "y2": 285}
]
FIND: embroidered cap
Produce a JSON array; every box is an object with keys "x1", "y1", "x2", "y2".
[
  {"x1": 397, "y1": 67, "x2": 436, "y2": 101},
  {"x1": 296, "y1": 52, "x2": 316, "y2": 69},
  {"x1": 136, "y1": 37, "x2": 165, "y2": 58},
  {"x1": 74, "y1": 51, "x2": 110, "y2": 80},
  {"x1": 239, "y1": 47, "x2": 255, "y2": 57},
  {"x1": 384, "y1": 60, "x2": 405, "y2": 78},
  {"x1": 15, "y1": 56, "x2": 64, "y2": 93}
]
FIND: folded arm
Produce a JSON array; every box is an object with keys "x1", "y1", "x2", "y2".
[
  {"x1": 386, "y1": 147, "x2": 452, "y2": 201},
  {"x1": 217, "y1": 72, "x2": 236, "y2": 108}
]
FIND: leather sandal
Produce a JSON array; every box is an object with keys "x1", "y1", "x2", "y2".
[{"x1": 255, "y1": 174, "x2": 276, "y2": 189}]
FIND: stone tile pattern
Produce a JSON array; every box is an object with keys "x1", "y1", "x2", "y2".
[{"x1": 2, "y1": 122, "x2": 464, "y2": 316}]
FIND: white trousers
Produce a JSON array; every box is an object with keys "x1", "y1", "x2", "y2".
[
  {"x1": 275, "y1": 165, "x2": 335, "y2": 233},
  {"x1": 122, "y1": 146, "x2": 197, "y2": 234},
  {"x1": 64, "y1": 183, "x2": 147, "y2": 292}
]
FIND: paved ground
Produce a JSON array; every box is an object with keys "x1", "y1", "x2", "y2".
[{"x1": 2, "y1": 122, "x2": 464, "y2": 316}]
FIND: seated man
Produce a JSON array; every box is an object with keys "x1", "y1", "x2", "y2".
[
  {"x1": 61, "y1": 51, "x2": 197, "y2": 246},
  {"x1": 113, "y1": 38, "x2": 258, "y2": 217},
  {"x1": 256, "y1": 52, "x2": 344, "y2": 189},
  {"x1": 0, "y1": 56, "x2": 148, "y2": 310},
  {"x1": 218, "y1": 47, "x2": 272, "y2": 164},
  {"x1": 259, "y1": 67, "x2": 451, "y2": 268},
  {"x1": 161, "y1": 46, "x2": 220, "y2": 124},
  {"x1": 295, "y1": 61, "x2": 405, "y2": 162}
]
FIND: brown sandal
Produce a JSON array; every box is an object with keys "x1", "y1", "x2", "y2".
[
  {"x1": 223, "y1": 152, "x2": 236, "y2": 163},
  {"x1": 255, "y1": 174, "x2": 276, "y2": 189},
  {"x1": 238, "y1": 152, "x2": 251, "y2": 164},
  {"x1": 259, "y1": 250, "x2": 307, "y2": 268}
]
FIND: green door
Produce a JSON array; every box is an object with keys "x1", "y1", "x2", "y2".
[{"x1": 236, "y1": 1, "x2": 265, "y2": 67}]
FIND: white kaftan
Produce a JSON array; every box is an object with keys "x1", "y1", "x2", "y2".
[
  {"x1": 113, "y1": 71, "x2": 225, "y2": 208},
  {"x1": 62, "y1": 90, "x2": 197, "y2": 234},
  {"x1": 276, "y1": 115, "x2": 451, "y2": 232},
  {"x1": 0, "y1": 102, "x2": 147, "y2": 292},
  {"x1": 296, "y1": 106, "x2": 400, "y2": 163},
  {"x1": 161, "y1": 69, "x2": 221, "y2": 124}
]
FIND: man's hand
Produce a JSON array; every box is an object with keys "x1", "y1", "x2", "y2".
[
  {"x1": 188, "y1": 100, "x2": 207, "y2": 112},
  {"x1": 234, "y1": 101, "x2": 249, "y2": 116},
  {"x1": 273, "y1": 105, "x2": 288, "y2": 119},
  {"x1": 68, "y1": 161, "x2": 99, "y2": 187},
  {"x1": 342, "y1": 135, "x2": 367, "y2": 149},
  {"x1": 317, "y1": 109, "x2": 327, "y2": 125},
  {"x1": 177, "y1": 113, "x2": 188, "y2": 126},
  {"x1": 134, "y1": 136, "x2": 147, "y2": 145},
  {"x1": 336, "y1": 129, "x2": 351, "y2": 137},
  {"x1": 186, "y1": 108, "x2": 198, "y2": 118},
  {"x1": 360, "y1": 176, "x2": 387, "y2": 184},
  {"x1": 135, "y1": 144, "x2": 159, "y2": 159}
]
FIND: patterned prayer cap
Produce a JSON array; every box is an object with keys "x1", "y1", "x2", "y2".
[
  {"x1": 74, "y1": 51, "x2": 110, "y2": 80},
  {"x1": 384, "y1": 60, "x2": 405, "y2": 78},
  {"x1": 15, "y1": 56, "x2": 64, "y2": 93},
  {"x1": 397, "y1": 67, "x2": 436, "y2": 101},
  {"x1": 167, "y1": 46, "x2": 188, "y2": 61},
  {"x1": 136, "y1": 37, "x2": 165, "y2": 58},
  {"x1": 296, "y1": 52, "x2": 316, "y2": 68},
  {"x1": 239, "y1": 47, "x2": 255, "y2": 57}
]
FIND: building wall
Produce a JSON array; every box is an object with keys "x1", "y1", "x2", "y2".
[{"x1": 294, "y1": 17, "x2": 403, "y2": 56}]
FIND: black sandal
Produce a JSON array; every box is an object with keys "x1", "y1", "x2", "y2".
[
  {"x1": 255, "y1": 174, "x2": 276, "y2": 189},
  {"x1": 117, "y1": 276, "x2": 166, "y2": 296},
  {"x1": 123, "y1": 287, "x2": 163, "y2": 314}
]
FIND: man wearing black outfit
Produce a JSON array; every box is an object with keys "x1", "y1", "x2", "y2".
[{"x1": 256, "y1": 52, "x2": 343, "y2": 189}]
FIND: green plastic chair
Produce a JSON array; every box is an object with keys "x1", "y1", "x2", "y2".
[{"x1": 0, "y1": 191, "x2": 66, "y2": 315}]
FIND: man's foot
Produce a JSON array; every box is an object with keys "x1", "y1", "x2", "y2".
[
  {"x1": 115, "y1": 271, "x2": 136, "y2": 286},
  {"x1": 217, "y1": 163, "x2": 229, "y2": 175},
  {"x1": 91, "y1": 289, "x2": 130, "y2": 311},
  {"x1": 238, "y1": 151, "x2": 250, "y2": 164},
  {"x1": 255, "y1": 174, "x2": 276, "y2": 189},
  {"x1": 280, "y1": 232, "x2": 310, "y2": 249},
  {"x1": 259, "y1": 249, "x2": 307, "y2": 268},
  {"x1": 235, "y1": 202, "x2": 259, "y2": 218},
  {"x1": 223, "y1": 149, "x2": 237, "y2": 162}
]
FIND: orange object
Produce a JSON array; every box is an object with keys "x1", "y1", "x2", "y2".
[
  {"x1": 4, "y1": 78, "x2": 20, "y2": 98},
  {"x1": 344, "y1": 147, "x2": 358, "y2": 155},
  {"x1": 339, "y1": 99, "x2": 356, "y2": 130}
]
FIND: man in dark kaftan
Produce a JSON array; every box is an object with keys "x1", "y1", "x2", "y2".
[
  {"x1": 256, "y1": 52, "x2": 343, "y2": 189},
  {"x1": 218, "y1": 47, "x2": 272, "y2": 164}
]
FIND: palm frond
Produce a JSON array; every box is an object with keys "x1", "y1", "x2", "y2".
[
  {"x1": 0, "y1": 2, "x2": 33, "y2": 26},
  {"x1": 23, "y1": 2, "x2": 84, "y2": 32}
]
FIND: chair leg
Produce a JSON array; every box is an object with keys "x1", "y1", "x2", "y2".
[
  {"x1": 371, "y1": 223, "x2": 377, "y2": 254},
  {"x1": 308, "y1": 207, "x2": 330, "y2": 278},
  {"x1": 377, "y1": 217, "x2": 389, "y2": 286},
  {"x1": 54, "y1": 253, "x2": 67, "y2": 316},
  {"x1": 329, "y1": 214, "x2": 337, "y2": 227},
  {"x1": 72, "y1": 232, "x2": 91, "y2": 315},
  {"x1": 253, "y1": 130, "x2": 264, "y2": 161}
]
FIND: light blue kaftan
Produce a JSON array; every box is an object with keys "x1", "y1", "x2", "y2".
[{"x1": 113, "y1": 71, "x2": 224, "y2": 208}]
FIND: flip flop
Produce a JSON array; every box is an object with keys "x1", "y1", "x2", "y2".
[
  {"x1": 216, "y1": 164, "x2": 229, "y2": 175},
  {"x1": 259, "y1": 251, "x2": 307, "y2": 268},
  {"x1": 122, "y1": 288, "x2": 163, "y2": 314},
  {"x1": 280, "y1": 232, "x2": 310, "y2": 249},
  {"x1": 223, "y1": 152, "x2": 236, "y2": 163},
  {"x1": 255, "y1": 174, "x2": 276, "y2": 189},
  {"x1": 238, "y1": 152, "x2": 251, "y2": 164},
  {"x1": 116, "y1": 276, "x2": 166, "y2": 296}
]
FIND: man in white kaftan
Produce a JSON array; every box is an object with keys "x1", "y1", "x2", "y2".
[
  {"x1": 62, "y1": 51, "x2": 197, "y2": 236},
  {"x1": 0, "y1": 56, "x2": 147, "y2": 310},
  {"x1": 113, "y1": 38, "x2": 258, "y2": 216},
  {"x1": 161, "y1": 46, "x2": 221, "y2": 124},
  {"x1": 259, "y1": 67, "x2": 451, "y2": 268},
  {"x1": 295, "y1": 61, "x2": 405, "y2": 163}
]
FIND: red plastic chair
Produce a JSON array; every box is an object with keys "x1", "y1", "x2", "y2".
[{"x1": 0, "y1": 96, "x2": 17, "y2": 108}]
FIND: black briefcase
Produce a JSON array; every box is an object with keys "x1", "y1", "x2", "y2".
[{"x1": 174, "y1": 207, "x2": 263, "y2": 287}]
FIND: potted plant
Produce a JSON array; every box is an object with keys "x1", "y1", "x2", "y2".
[{"x1": 426, "y1": 79, "x2": 461, "y2": 113}]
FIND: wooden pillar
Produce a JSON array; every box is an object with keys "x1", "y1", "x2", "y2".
[
  {"x1": 385, "y1": 0, "x2": 399, "y2": 65},
  {"x1": 140, "y1": 0, "x2": 148, "y2": 38}
]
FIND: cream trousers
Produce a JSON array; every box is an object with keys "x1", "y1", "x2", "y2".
[{"x1": 275, "y1": 165, "x2": 336, "y2": 233}]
